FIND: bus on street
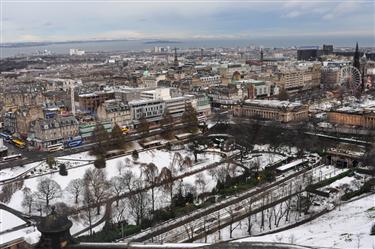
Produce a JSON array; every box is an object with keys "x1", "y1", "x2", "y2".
[{"x1": 47, "y1": 143, "x2": 64, "y2": 152}]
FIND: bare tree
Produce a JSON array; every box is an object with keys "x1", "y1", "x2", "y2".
[
  {"x1": 142, "y1": 163, "x2": 159, "y2": 214},
  {"x1": 195, "y1": 173, "x2": 207, "y2": 194},
  {"x1": 34, "y1": 197, "x2": 45, "y2": 216},
  {"x1": 267, "y1": 208, "x2": 273, "y2": 230},
  {"x1": 208, "y1": 166, "x2": 228, "y2": 184},
  {"x1": 120, "y1": 169, "x2": 134, "y2": 192},
  {"x1": 82, "y1": 185, "x2": 94, "y2": 236},
  {"x1": 66, "y1": 179, "x2": 84, "y2": 204},
  {"x1": 183, "y1": 219, "x2": 200, "y2": 240},
  {"x1": 225, "y1": 205, "x2": 241, "y2": 238},
  {"x1": 36, "y1": 177, "x2": 62, "y2": 207},
  {"x1": 244, "y1": 199, "x2": 253, "y2": 235},
  {"x1": 128, "y1": 179, "x2": 150, "y2": 226},
  {"x1": 158, "y1": 167, "x2": 174, "y2": 207},
  {"x1": 285, "y1": 197, "x2": 292, "y2": 223},
  {"x1": 83, "y1": 168, "x2": 110, "y2": 215},
  {"x1": 21, "y1": 187, "x2": 34, "y2": 214},
  {"x1": 182, "y1": 156, "x2": 193, "y2": 170},
  {"x1": 110, "y1": 176, "x2": 126, "y2": 207}
]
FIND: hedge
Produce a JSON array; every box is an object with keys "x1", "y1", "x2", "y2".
[{"x1": 307, "y1": 169, "x2": 353, "y2": 190}]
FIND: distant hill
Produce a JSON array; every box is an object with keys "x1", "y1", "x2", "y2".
[{"x1": 144, "y1": 40, "x2": 182, "y2": 44}]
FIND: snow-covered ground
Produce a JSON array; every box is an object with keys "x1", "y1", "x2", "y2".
[
  {"x1": 0, "y1": 209, "x2": 40, "y2": 246},
  {"x1": 235, "y1": 194, "x2": 375, "y2": 249},
  {"x1": 0, "y1": 226, "x2": 40, "y2": 246},
  {"x1": 0, "y1": 161, "x2": 43, "y2": 183},
  {"x1": 5, "y1": 148, "x2": 223, "y2": 212},
  {"x1": 0, "y1": 209, "x2": 25, "y2": 232}
]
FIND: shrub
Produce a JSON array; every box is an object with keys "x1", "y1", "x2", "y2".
[
  {"x1": 58, "y1": 164, "x2": 68, "y2": 176},
  {"x1": 132, "y1": 150, "x2": 139, "y2": 161},
  {"x1": 93, "y1": 156, "x2": 106, "y2": 169}
]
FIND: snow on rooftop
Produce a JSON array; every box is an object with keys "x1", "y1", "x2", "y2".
[
  {"x1": 244, "y1": 99, "x2": 303, "y2": 109},
  {"x1": 276, "y1": 159, "x2": 306, "y2": 171}
]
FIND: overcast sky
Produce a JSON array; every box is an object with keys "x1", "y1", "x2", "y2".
[{"x1": 2, "y1": 0, "x2": 375, "y2": 45}]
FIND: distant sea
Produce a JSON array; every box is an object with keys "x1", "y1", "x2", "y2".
[{"x1": 0, "y1": 39, "x2": 253, "y2": 58}]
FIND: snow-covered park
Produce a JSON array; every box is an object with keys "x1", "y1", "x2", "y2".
[{"x1": 235, "y1": 193, "x2": 375, "y2": 249}]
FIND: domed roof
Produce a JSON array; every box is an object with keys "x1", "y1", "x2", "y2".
[
  {"x1": 360, "y1": 53, "x2": 367, "y2": 62},
  {"x1": 37, "y1": 206, "x2": 72, "y2": 234}
]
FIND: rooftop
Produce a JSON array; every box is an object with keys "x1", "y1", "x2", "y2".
[{"x1": 243, "y1": 99, "x2": 304, "y2": 110}]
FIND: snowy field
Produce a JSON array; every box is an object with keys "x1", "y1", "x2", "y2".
[
  {"x1": 5, "y1": 148, "x2": 223, "y2": 212},
  {"x1": 0, "y1": 209, "x2": 40, "y2": 245},
  {"x1": 235, "y1": 194, "x2": 375, "y2": 249},
  {"x1": 0, "y1": 161, "x2": 44, "y2": 183}
]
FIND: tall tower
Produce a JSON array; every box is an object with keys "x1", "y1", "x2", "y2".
[
  {"x1": 353, "y1": 42, "x2": 360, "y2": 71},
  {"x1": 260, "y1": 49, "x2": 264, "y2": 62},
  {"x1": 70, "y1": 84, "x2": 76, "y2": 116},
  {"x1": 174, "y1": 47, "x2": 179, "y2": 69}
]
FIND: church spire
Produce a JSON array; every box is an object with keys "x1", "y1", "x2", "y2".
[
  {"x1": 353, "y1": 42, "x2": 360, "y2": 71},
  {"x1": 173, "y1": 47, "x2": 178, "y2": 69}
]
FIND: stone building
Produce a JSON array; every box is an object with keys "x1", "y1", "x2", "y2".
[
  {"x1": 233, "y1": 99, "x2": 308, "y2": 123},
  {"x1": 3, "y1": 111, "x2": 17, "y2": 134},
  {"x1": 274, "y1": 64, "x2": 321, "y2": 93},
  {"x1": 97, "y1": 100, "x2": 131, "y2": 127},
  {"x1": 129, "y1": 99, "x2": 165, "y2": 121},
  {"x1": 78, "y1": 91, "x2": 115, "y2": 113},
  {"x1": 29, "y1": 116, "x2": 79, "y2": 150},
  {"x1": 2, "y1": 91, "x2": 46, "y2": 108},
  {"x1": 326, "y1": 143, "x2": 365, "y2": 168},
  {"x1": 321, "y1": 67, "x2": 340, "y2": 89},
  {"x1": 328, "y1": 109, "x2": 375, "y2": 129},
  {"x1": 192, "y1": 94, "x2": 212, "y2": 118}
]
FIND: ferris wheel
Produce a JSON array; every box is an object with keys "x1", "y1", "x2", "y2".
[{"x1": 339, "y1": 66, "x2": 362, "y2": 94}]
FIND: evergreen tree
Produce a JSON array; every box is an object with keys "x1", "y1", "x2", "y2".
[
  {"x1": 182, "y1": 102, "x2": 198, "y2": 132},
  {"x1": 132, "y1": 150, "x2": 139, "y2": 161},
  {"x1": 111, "y1": 123, "x2": 126, "y2": 149},
  {"x1": 160, "y1": 109, "x2": 174, "y2": 139},
  {"x1": 278, "y1": 87, "x2": 289, "y2": 101},
  {"x1": 91, "y1": 123, "x2": 110, "y2": 156},
  {"x1": 93, "y1": 156, "x2": 106, "y2": 169},
  {"x1": 137, "y1": 115, "x2": 150, "y2": 135},
  {"x1": 46, "y1": 156, "x2": 56, "y2": 169},
  {"x1": 58, "y1": 164, "x2": 68, "y2": 176}
]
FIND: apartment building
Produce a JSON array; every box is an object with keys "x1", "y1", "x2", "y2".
[
  {"x1": 274, "y1": 64, "x2": 321, "y2": 92},
  {"x1": 97, "y1": 100, "x2": 131, "y2": 127},
  {"x1": 140, "y1": 88, "x2": 171, "y2": 100},
  {"x1": 78, "y1": 91, "x2": 115, "y2": 113},
  {"x1": 29, "y1": 116, "x2": 79, "y2": 150},
  {"x1": 129, "y1": 99, "x2": 165, "y2": 121}
]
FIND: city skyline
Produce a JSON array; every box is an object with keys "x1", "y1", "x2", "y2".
[{"x1": 2, "y1": 0, "x2": 375, "y2": 46}]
